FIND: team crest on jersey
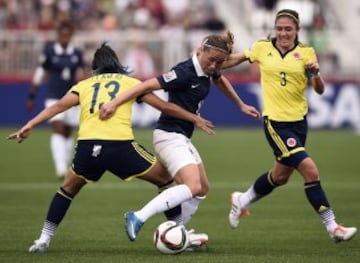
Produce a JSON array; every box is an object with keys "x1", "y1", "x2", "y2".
[
  {"x1": 286, "y1": 138, "x2": 297, "y2": 147},
  {"x1": 293, "y1": 52, "x2": 301, "y2": 60},
  {"x1": 163, "y1": 70, "x2": 177, "y2": 82}
]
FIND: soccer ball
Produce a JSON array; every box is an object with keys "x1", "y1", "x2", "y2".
[{"x1": 153, "y1": 221, "x2": 189, "y2": 254}]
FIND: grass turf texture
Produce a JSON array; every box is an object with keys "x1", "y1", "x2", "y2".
[{"x1": 0, "y1": 128, "x2": 359, "y2": 263}]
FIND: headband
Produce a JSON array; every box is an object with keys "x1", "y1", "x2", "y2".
[
  {"x1": 202, "y1": 38, "x2": 229, "y2": 54},
  {"x1": 276, "y1": 12, "x2": 299, "y2": 25}
]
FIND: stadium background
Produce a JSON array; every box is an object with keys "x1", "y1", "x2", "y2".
[{"x1": 0, "y1": 0, "x2": 359, "y2": 131}]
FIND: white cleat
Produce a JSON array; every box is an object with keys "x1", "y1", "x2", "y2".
[
  {"x1": 186, "y1": 229, "x2": 208, "y2": 251},
  {"x1": 228, "y1": 192, "x2": 250, "y2": 229},
  {"x1": 329, "y1": 225, "x2": 357, "y2": 243},
  {"x1": 29, "y1": 240, "x2": 49, "y2": 253}
]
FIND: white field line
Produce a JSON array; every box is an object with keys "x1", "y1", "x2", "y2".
[{"x1": 0, "y1": 181, "x2": 359, "y2": 191}]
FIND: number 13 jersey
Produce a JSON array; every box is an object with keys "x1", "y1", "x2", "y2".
[{"x1": 70, "y1": 73, "x2": 141, "y2": 140}]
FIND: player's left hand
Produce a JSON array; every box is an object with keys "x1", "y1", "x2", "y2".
[
  {"x1": 305, "y1": 62, "x2": 319, "y2": 75},
  {"x1": 241, "y1": 104, "x2": 261, "y2": 120}
]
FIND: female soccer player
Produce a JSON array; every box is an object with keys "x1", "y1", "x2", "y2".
[
  {"x1": 7, "y1": 43, "x2": 214, "y2": 253},
  {"x1": 100, "y1": 31, "x2": 260, "y2": 243},
  {"x1": 27, "y1": 20, "x2": 87, "y2": 180},
  {"x1": 223, "y1": 9, "x2": 357, "y2": 242}
]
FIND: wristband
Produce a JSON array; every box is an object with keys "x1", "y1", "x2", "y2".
[{"x1": 312, "y1": 71, "x2": 321, "y2": 78}]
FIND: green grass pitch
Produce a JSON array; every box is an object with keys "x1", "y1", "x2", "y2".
[{"x1": 0, "y1": 127, "x2": 359, "y2": 263}]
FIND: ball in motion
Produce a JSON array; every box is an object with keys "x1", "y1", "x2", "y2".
[{"x1": 153, "y1": 221, "x2": 189, "y2": 254}]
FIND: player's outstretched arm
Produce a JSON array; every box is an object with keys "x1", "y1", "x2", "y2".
[
  {"x1": 7, "y1": 93, "x2": 78, "y2": 143},
  {"x1": 214, "y1": 75, "x2": 260, "y2": 120},
  {"x1": 142, "y1": 93, "x2": 215, "y2": 135},
  {"x1": 221, "y1": 52, "x2": 248, "y2": 69}
]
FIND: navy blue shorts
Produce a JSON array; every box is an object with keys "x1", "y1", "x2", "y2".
[
  {"x1": 71, "y1": 140, "x2": 156, "y2": 182},
  {"x1": 263, "y1": 117, "x2": 309, "y2": 168}
]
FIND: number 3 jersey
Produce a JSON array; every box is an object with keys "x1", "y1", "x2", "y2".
[
  {"x1": 69, "y1": 73, "x2": 141, "y2": 140},
  {"x1": 245, "y1": 39, "x2": 318, "y2": 121}
]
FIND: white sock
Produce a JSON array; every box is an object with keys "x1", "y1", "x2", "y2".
[
  {"x1": 320, "y1": 208, "x2": 338, "y2": 233},
  {"x1": 135, "y1": 184, "x2": 192, "y2": 222},
  {"x1": 50, "y1": 134, "x2": 68, "y2": 177},
  {"x1": 239, "y1": 185, "x2": 259, "y2": 208},
  {"x1": 38, "y1": 220, "x2": 57, "y2": 245},
  {"x1": 181, "y1": 195, "x2": 206, "y2": 225}
]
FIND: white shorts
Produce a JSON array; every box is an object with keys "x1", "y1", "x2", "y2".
[
  {"x1": 153, "y1": 129, "x2": 202, "y2": 177},
  {"x1": 45, "y1": 99, "x2": 80, "y2": 127}
]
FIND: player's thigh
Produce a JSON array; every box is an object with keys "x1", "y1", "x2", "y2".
[
  {"x1": 72, "y1": 140, "x2": 107, "y2": 182},
  {"x1": 174, "y1": 164, "x2": 202, "y2": 195},
  {"x1": 153, "y1": 129, "x2": 202, "y2": 178},
  {"x1": 106, "y1": 140, "x2": 158, "y2": 182},
  {"x1": 263, "y1": 117, "x2": 308, "y2": 168},
  {"x1": 140, "y1": 160, "x2": 172, "y2": 186}
]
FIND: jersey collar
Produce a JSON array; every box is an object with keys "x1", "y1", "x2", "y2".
[
  {"x1": 192, "y1": 54, "x2": 208, "y2": 77},
  {"x1": 54, "y1": 42, "x2": 75, "y2": 55}
]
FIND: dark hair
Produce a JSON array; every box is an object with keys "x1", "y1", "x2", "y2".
[
  {"x1": 201, "y1": 30, "x2": 234, "y2": 54},
  {"x1": 275, "y1": 9, "x2": 300, "y2": 29},
  {"x1": 92, "y1": 43, "x2": 130, "y2": 74},
  {"x1": 56, "y1": 20, "x2": 75, "y2": 33}
]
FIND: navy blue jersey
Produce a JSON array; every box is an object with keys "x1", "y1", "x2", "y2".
[
  {"x1": 40, "y1": 41, "x2": 84, "y2": 99},
  {"x1": 156, "y1": 55, "x2": 221, "y2": 138}
]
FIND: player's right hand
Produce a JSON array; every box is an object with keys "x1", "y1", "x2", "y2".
[
  {"x1": 195, "y1": 116, "x2": 215, "y2": 135},
  {"x1": 99, "y1": 102, "x2": 116, "y2": 120},
  {"x1": 6, "y1": 125, "x2": 32, "y2": 143}
]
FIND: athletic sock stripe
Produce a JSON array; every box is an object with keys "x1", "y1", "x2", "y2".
[
  {"x1": 57, "y1": 188, "x2": 73, "y2": 201},
  {"x1": 42, "y1": 220, "x2": 58, "y2": 236}
]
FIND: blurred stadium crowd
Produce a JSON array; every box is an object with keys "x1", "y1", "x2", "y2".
[{"x1": 0, "y1": 0, "x2": 359, "y2": 79}]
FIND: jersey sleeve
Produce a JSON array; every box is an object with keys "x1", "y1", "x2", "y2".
[
  {"x1": 69, "y1": 82, "x2": 80, "y2": 96},
  {"x1": 39, "y1": 43, "x2": 53, "y2": 70},
  {"x1": 156, "y1": 66, "x2": 190, "y2": 91},
  {"x1": 244, "y1": 41, "x2": 262, "y2": 63}
]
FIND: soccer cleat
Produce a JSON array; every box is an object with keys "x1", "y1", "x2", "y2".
[
  {"x1": 28, "y1": 240, "x2": 49, "y2": 253},
  {"x1": 186, "y1": 229, "x2": 208, "y2": 252},
  {"x1": 124, "y1": 211, "x2": 144, "y2": 241},
  {"x1": 329, "y1": 225, "x2": 357, "y2": 243},
  {"x1": 228, "y1": 192, "x2": 250, "y2": 229}
]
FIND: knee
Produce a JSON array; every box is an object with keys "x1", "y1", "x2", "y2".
[
  {"x1": 62, "y1": 173, "x2": 86, "y2": 196},
  {"x1": 303, "y1": 169, "x2": 320, "y2": 182},
  {"x1": 198, "y1": 182, "x2": 209, "y2": 196},
  {"x1": 272, "y1": 174, "x2": 290, "y2": 185},
  {"x1": 187, "y1": 183, "x2": 203, "y2": 197}
]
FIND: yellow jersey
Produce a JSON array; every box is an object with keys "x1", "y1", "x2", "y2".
[
  {"x1": 245, "y1": 39, "x2": 318, "y2": 121},
  {"x1": 69, "y1": 73, "x2": 141, "y2": 140}
]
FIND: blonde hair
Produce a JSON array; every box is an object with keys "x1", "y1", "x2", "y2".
[{"x1": 201, "y1": 30, "x2": 234, "y2": 54}]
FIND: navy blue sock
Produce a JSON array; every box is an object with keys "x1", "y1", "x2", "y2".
[
  {"x1": 253, "y1": 171, "x2": 279, "y2": 196},
  {"x1": 46, "y1": 187, "x2": 73, "y2": 224},
  {"x1": 304, "y1": 181, "x2": 331, "y2": 213}
]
